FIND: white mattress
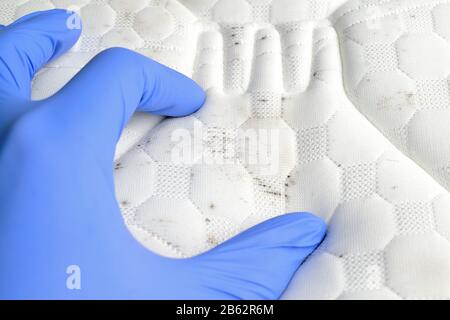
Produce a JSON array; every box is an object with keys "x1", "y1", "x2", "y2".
[{"x1": 2, "y1": 0, "x2": 449, "y2": 300}]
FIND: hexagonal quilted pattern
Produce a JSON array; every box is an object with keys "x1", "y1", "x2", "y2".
[{"x1": 333, "y1": 0, "x2": 450, "y2": 191}]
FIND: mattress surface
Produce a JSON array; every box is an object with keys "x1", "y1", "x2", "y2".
[{"x1": 2, "y1": 0, "x2": 450, "y2": 299}]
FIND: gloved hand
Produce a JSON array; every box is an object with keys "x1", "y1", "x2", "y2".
[{"x1": 0, "y1": 9, "x2": 326, "y2": 299}]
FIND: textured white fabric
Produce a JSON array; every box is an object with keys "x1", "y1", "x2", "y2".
[{"x1": 2, "y1": 0, "x2": 450, "y2": 300}]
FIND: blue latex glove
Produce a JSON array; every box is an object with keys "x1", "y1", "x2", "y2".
[{"x1": 0, "y1": 10, "x2": 327, "y2": 299}]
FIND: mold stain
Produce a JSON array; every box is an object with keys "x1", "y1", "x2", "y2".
[
  {"x1": 376, "y1": 91, "x2": 416, "y2": 111},
  {"x1": 207, "y1": 236, "x2": 218, "y2": 246}
]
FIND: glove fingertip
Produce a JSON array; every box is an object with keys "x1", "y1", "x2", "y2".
[
  {"x1": 172, "y1": 79, "x2": 206, "y2": 117},
  {"x1": 288, "y1": 212, "x2": 327, "y2": 245},
  {"x1": 11, "y1": 9, "x2": 82, "y2": 59},
  {"x1": 39, "y1": 9, "x2": 83, "y2": 59},
  {"x1": 142, "y1": 62, "x2": 207, "y2": 117},
  {"x1": 188, "y1": 212, "x2": 327, "y2": 299}
]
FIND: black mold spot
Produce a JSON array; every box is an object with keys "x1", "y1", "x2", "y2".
[{"x1": 208, "y1": 236, "x2": 218, "y2": 245}]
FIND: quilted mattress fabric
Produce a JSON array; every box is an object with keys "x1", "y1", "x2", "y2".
[{"x1": 1, "y1": 0, "x2": 449, "y2": 300}]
